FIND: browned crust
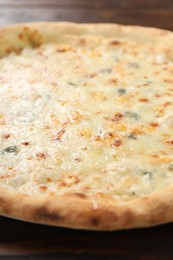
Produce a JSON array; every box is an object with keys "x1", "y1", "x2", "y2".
[
  {"x1": 0, "y1": 187, "x2": 173, "y2": 230},
  {"x1": 0, "y1": 22, "x2": 173, "y2": 230}
]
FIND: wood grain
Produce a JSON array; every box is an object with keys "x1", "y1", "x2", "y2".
[
  {"x1": 0, "y1": 0, "x2": 172, "y2": 30},
  {"x1": 0, "y1": 0, "x2": 173, "y2": 259},
  {"x1": 0, "y1": 0, "x2": 173, "y2": 7},
  {"x1": 0, "y1": 215, "x2": 173, "y2": 259}
]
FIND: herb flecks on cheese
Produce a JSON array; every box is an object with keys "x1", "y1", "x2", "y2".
[{"x1": 0, "y1": 35, "x2": 173, "y2": 201}]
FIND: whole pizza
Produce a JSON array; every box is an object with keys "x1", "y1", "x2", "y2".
[{"x1": 0, "y1": 22, "x2": 173, "y2": 230}]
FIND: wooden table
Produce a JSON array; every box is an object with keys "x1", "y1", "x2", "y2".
[
  {"x1": 0, "y1": 0, "x2": 173, "y2": 31},
  {"x1": 0, "y1": 0, "x2": 173, "y2": 259},
  {"x1": 1, "y1": 215, "x2": 173, "y2": 259}
]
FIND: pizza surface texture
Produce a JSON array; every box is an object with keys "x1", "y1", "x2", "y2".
[{"x1": 0, "y1": 22, "x2": 173, "y2": 230}]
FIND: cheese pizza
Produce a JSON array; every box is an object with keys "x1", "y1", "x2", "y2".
[{"x1": 0, "y1": 22, "x2": 173, "y2": 230}]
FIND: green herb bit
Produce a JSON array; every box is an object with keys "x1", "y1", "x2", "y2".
[
  {"x1": 128, "y1": 134, "x2": 137, "y2": 140},
  {"x1": 131, "y1": 191, "x2": 136, "y2": 196},
  {"x1": 125, "y1": 111, "x2": 140, "y2": 120},
  {"x1": 67, "y1": 82, "x2": 77, "y2": 87},
  {"x1": 168, "y1": 163, "x2": 173, "y2": 171},
  {"x1": 143, "y1": 171, "x2": 152, "y2": 177},
  {"x1": 2, "y1": 146, "x2": 20, "y2": 155},
  {"x1": 117, "y1": 88, "x2": 126, "y2": 95}
]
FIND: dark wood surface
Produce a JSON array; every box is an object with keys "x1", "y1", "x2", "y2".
[
  {"x1": 1, "y1": 215, "x2": 173, "y2": 259},
  {"x1": 0, "y1": 0, "x2": 173, "y2": 31},
  {"x1": 0, "y1": 0, "x2": 173, "y2": 259}
]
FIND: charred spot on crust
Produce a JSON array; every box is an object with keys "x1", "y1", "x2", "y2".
[
  {"x1": 35, "y1": 206, "x2": 63, "y2": 222},
  {"x1": 90, "y1": 216, "x2": 100, "y2": 226},
  {"x1": 73, "y1": 193, "x2": 88, "y2": 199},
  {"x1": 5, "y1": 47, "x2": 23, "y2": 56},
  {"x1": 0, "y1": 197, "x2": 11, "y2": 214}
]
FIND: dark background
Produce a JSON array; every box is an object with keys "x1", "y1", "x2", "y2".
[{"x1": 0, "y1": 0, "x2": 173, "y2": 259}]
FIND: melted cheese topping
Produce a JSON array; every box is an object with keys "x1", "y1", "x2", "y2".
[{"x1": 0, "y1": 34, "x2": 173, "y2": 201}]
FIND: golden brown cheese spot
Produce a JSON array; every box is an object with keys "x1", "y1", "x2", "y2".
[
  {"x1": 70, "y1": 111, "x2": 82, "y2": 122},
  {"x1": 36, "y1": 153, "x2": 47, "y2": 160},
  {"x1": 108, "y1": 78, "x2": 118, "y2": 85},
  {"x1": 73, "y1": 193, "x2": 88, "y2": 199},
  {"x1": 79, "y1": 128, "x2": 92, "y2": 138},
  {"x1": 131, "y1": 127, "x2": 144, "y2": 135},
  {"x1": 112, "y1": 139, "x2": 122, "y2": 147},
  {"x1": 57, "y1": 45, "x2": 72, "y2": 52},
  {"x1": 1, "y1": 133, "x2": 11, "y2": 139},
  {"x1": 149, "y1": 122, "x2": 159, "y2": 127},
  {"x1": 109, "y1": 40, "x2": 121, "y2": 46},
  {"x1": 39, "y1": 185, "x2": 48, "y2": 191},
  {"x1": 21, "y1": 141, "x2": 30, "y2": 146},
  {"x1": 91, "y1": 91, "x2": 107, "y2": 101},
  {"x1": 166, "y1": 140, "x2": 173, "y2": 145},
  {"x1": 139, "y1": 98, "x2": 149, "y2": 102},
  {"x1": 54, "y1": 129, "x2": 65, "y2": 141}
]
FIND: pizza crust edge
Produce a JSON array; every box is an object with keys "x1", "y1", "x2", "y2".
[{"x1": 0, "y1": 187, "x2": 173, "y2": 230}]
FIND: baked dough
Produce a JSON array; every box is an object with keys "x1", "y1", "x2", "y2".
[{"x1": 0, "y1": 22, "x2": 173, "y2": 230}]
